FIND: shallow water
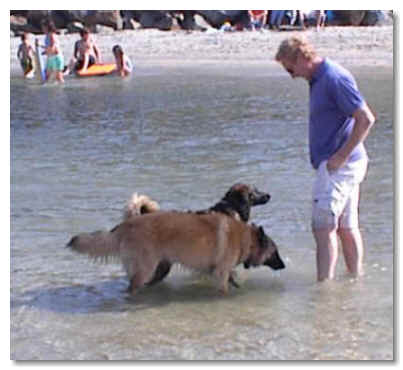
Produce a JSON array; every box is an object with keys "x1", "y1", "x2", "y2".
[{"x1": 10, "y1": 62, "x2": 393, "y2": 360}]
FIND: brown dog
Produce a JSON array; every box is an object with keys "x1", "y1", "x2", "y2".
[
  {"x1": 67, "y1": 211, "x2": 281, "y2": 295},
  {"x1": 137, "y1": 183, "x2": 274, "y2": 285}
]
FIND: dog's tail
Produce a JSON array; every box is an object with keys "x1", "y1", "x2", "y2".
[
  {"x1": 123, "y1": 192, "x2": 160, "y2": 220},
  {"x1": 66, "y1": 230, "x2": 120, "y2": 262}
]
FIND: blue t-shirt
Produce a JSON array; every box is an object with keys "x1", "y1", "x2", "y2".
[{"x1": 309, "y1": 58, "x2": 367, "y2": 169}]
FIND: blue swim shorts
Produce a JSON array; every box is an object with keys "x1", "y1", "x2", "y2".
[{"x1": 47, "y1": 54, "x2": 64, "y2": 71}]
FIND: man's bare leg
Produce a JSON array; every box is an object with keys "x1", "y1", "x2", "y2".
[
  {"x1": 313, "y1": 228, "x2": 339, "y2": 281},
  {"x1": 338, "y1": 227, "x2": 364, "y2": 277}
]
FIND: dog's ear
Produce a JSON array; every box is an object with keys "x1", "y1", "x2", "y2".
[
  {"x1": 224, "y1": 189, "x2": 250, "y2": 222},
  {"x1": 238, "y1": 202, "x2": 250, "y2": 222}
]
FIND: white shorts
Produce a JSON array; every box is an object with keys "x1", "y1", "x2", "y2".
[{"x1": 312, "y1": 158, "x2": 368, "y2": 230}]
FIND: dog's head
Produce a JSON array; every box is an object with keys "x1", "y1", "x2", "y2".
[
  {"x1": 244, "y1": 224, "x2": 285, "y2": 270},
  {"x1": 222, "y1": 183, "x2": 271, "y2": 222}
]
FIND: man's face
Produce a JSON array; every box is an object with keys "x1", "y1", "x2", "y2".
[
  {"x1": 280, "y1": 53, "x2": 310, "y2": 80},
  {"x1": 281, "y1": 58, "x2": 298, "y2": 78}
]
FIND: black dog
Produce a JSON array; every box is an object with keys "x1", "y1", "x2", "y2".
[{"x1": 195, "y1": 183, "x2": 270, "y2": 222}]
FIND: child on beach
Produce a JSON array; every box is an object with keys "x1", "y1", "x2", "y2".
[
  {"x1": 112, "y1": 45, "x2": 133, "y2": 77},
  {"x1": 41, "y1": 19, "x2": 65, "y2": 83},
  {"x1": 71, "y1": 28, "x2": 101, "y2": 72},
  {"x1": 17, "y1": 33, "x2": 35, "y2": 78}
]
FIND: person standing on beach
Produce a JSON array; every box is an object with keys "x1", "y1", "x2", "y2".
[
  {"x1": 40, "y1": 19, "x2": 65, "y2": 83},
  {"x1": 269, "y1": 10, "x2": 285, "y2": 30},
  {"x1": 290, "y1": 10, "x2": 305, "y2": 30},
  {"x1": 274, "y1": 35, "x2": 375, "y2": 281},
  {"x1": 17, "y1": 33, "x2": 35, "y2": 78},
  {"x1": 315, "y1": 11, "x2": 326, "y2": 31}
]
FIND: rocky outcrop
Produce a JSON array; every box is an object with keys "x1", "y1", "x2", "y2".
[
  {"x1": 10, "y1": 10, "x2": 122, "y2": 35},
  {"x1": 10, "y1": 10, "x2": 390, "y2": 36},
  {"x1": 360, "y1": 11, "x2": 393, "y2": 26},
  {"x1": 120, "y1": 11, "x2": 173, "y2": 31},
  {"x1": 11, "y1": 10, "x2": 50, "y2": 34},
  {"x1": 83, "y1": 11, "x2": 122, "y2": 31},
  {"x1": 174, "y1": 11, "x2": 206, "y2": 31},
  {"x1": 330, "y1": 11, "x2": 367, "y2": 26},
  {"x1": 196, "y1": 10, "x2": 250, "y2": 29},
  {"x1": 119, "y1": 10, "x2": 250, "y2": 31}
]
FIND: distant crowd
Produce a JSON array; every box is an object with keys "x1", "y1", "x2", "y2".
[{"x1": 223, "y1": 10, "x2": 327, "y2": 32}]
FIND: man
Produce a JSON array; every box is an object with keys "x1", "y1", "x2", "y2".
[{"x1": 275, "y1": 35, "x2": 375, "y2": 281}]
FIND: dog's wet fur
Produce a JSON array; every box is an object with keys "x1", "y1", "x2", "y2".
[
  {"x1": 67, "y1": 211, "x2": 283, "y2": 295},
  {"x1": 146, "y1": 183, "x2": 275, "y2": 285},
  {"x1": 67, "y1": 183, "x2": 285, "y2": 294}
]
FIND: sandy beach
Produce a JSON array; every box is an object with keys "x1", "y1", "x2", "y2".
[{"x1": 10, "y1": 25, "x2": 393, "y2": 72}]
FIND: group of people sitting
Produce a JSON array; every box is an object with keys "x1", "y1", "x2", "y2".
[
  {"x1": 254, "y1": 10, "x2": 326, "y2": 31},
  {"x1": 17, "y1": 19, "x2": 133, "y2": 82},
  {"x1": 67, "y1": 27, "x2": 133, "y2": 78}
]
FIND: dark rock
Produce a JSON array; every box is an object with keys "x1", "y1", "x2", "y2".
[
  {"x1": 331, "y1": 10, "x2": 367, "y2": 26},
  {"x1": 196, "y1": 10, "x2": 249, "y2": 29},
  {"x1": 121, "y1": 11, "x2": 173, "y2": 31},
  {"x1": 10, "y1": 10, "x2": 122, "y2": 35},
  {"x1": 120, "y1": 10, "x2": 136, "y2": 30},
  {"x1": 361, "y1": 10, "x2": 392, "y2": 26},
  {"x1": 171, "y1": 11, "x2": 206, "y2": 31},
  {"x1": 82, "y1": 10, "x2": 122, "y2": 31}
]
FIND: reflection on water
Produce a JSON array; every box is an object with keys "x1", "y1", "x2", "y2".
[{"x1": 10, "y1": 63, "x2": 393, "y2": 360}]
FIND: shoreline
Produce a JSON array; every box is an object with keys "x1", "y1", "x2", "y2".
[{"x1": 10, "y1": 25, "x2": 393, "y2": 73}]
